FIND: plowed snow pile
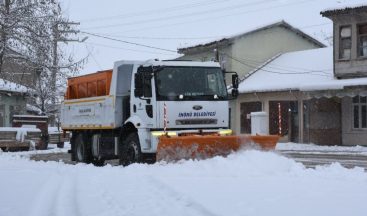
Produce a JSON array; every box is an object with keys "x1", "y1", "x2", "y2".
[{"x1": 0, "y1": 150, "x2": 366, "y2": 216}]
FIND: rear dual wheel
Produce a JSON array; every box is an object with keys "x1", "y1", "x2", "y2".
[
  {"x1": 74, "y1": 133, "x2": 91, "y2": 163},
  {"x1": 73, "y1": 133, "x2": 105, "y2": 166}
]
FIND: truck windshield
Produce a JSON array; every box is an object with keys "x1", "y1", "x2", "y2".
[{"x1": 155, "y1": 66, "x2": 228, "y2": 101}]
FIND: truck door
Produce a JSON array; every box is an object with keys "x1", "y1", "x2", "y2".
[{"x1": 132, "y1": 66, "x2": 156, "y2": 128}]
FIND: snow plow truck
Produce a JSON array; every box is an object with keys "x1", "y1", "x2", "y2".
[{"x1": 61, "y1": 60, "x2": 278, "y2": 166}]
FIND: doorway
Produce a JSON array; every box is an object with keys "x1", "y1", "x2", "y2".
[{"x1": 269, "y1": 101, "x2": 299, "y2": 142}]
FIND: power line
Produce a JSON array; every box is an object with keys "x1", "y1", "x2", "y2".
[
  {"x1": 84, "y1": 44, "x2": 103, "y2": 70},
  {"x1": 83, "y1": 34, "x2": 225, "y2": 41},
  {"x1": 234, "y1": 55, "x2": 332, "y2": 74},
  {"x1": 84, "y1": 42, "x2": 178, "y2": 56},
  {"x1": 81, "y1": 0, "x2": 279, "y2": 30},
  {"x1": 222, "y1": 52, "x2": 332, "y2": 77},
  {"x1": 81, "y1": 31, "x2": 177, "y2": 53},
  {"x1": 300, "y1": 22, "x2": 332, "y2": 29},
  {"x1": 84, "y1": 21, "x2": 331, "y2": 42},
  {"x1": 93, "y1": 0, "x2": 316, "y2": 34},
  {"x1": 79, "y1": 0, "x2": 233, "y2": 23}
]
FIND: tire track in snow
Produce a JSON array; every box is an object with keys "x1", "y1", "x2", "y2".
[
  {"x1": 28, "y1": 172, "x2": 63, "y2": 216},
  {"x1": 147, "y1": 176, "x2": 220, "y2": 216},
  {"x1": 28, "y1": 170, "x2": 80, "y2": 216},
  {"x1": 89, "y1": 172, "x2": 218, "y2": 216},
  {"x1": 89, "y1": 173, "x2": 130, "y2": 216}
]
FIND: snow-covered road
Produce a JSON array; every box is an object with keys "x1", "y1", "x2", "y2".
[{"x1": 1, "y1": 148, "x2": 367, "y2": 216}]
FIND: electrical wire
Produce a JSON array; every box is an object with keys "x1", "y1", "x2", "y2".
[
  {"x1": 81, "y1": 31, "x2": 177, "y2": 53},
  {"x1": 83, "y1": 22, "x2": 331, "y2": 42},
  {"x1": 222, "y1": 52, "x2": 332, "y2": 77},
  {"x1": 85, "y1": 44, "x2": 103, "y2": 70},
  {"x1": 233, "y1": 55, "x2": 333, "y2": 74},
  {"x1": 83, "y1": 34, "x2": 225, "y2": 41},
  {"x1": 79, "y1": 0, "x2": 233, "y2": 23},
  {"x1": 87, "y1": 0, "x2": 316, "y2": 34},
  {"x1": 84, "y1": 42, "x2": 178, "y2": 56},
  {"x1": 81, "y1": 0, "x2": 279, "y2": 30}
]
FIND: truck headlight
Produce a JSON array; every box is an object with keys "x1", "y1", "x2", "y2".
[
  {"x1": 151, "y1": 131, "x2": 177, "y2": 137},
  {"x1": 218, "y1": 129, "x2": 232, "y2": 135}
]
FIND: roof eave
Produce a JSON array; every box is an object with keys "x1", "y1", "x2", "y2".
[
  {"x1": 321, "y1": 5, "x2": 367, "y2": 17},
  {"x1": 178, "y1": 20, "x2": 325, "y2": 54},
  {"x1": 177, "y1": 39, "x2": 231, "y2": 54}
]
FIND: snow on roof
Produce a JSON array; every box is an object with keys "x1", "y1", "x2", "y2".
[
  {"x1": 0, "y1": 78, "x2": 28, "y2": 93},
  {"x1": 26, "y1": 104, "x2": 43, "y2": 115},
  {"x1": 238, "y1": 47, "x2": 367, "y2": 94},
  {"x1": 321, "y1": 4, "x2": 367, "y2": 16},
  {"x1": 178, "y1": 20, "x2": 325, "y2": 52}
]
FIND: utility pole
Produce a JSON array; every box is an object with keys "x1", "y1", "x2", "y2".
[
  {"x1": 51, "y1": 21, "x2": 80, "y2": 124},
  {"x1": 214, "y1": 43, "x2": 220, "y2": 62},
  {"x1": 51, "y1": 21, "x2": 80, "y2": 103}
]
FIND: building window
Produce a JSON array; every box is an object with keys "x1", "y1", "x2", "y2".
[
  {"x1": 339, "y1": 26, "x2": 351, "y2": 59},
  {"x1": 353, "y1": 96, "x2": 367, "y2": 129},
  {"x1": 358, "y1": 24, "x2": 367, "y2": 57}
]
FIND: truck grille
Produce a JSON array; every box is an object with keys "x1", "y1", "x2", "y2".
[{"x1": 176, "y1": 119, "x2": 217, "y2": 125}]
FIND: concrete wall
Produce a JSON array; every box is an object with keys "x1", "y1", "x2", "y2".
[
  {"x1": 0, "y1": 92, "x2": 26, "y2": 127},
  {"x1": 332, "y1": 13, "x2": 367, "y2": 78},
  {"x1": 341, "y1": 97, "x2": 367, "y2": 146}
]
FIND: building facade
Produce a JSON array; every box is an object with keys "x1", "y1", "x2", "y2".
[
  {"x1": 0, "y1": 79, "x2": 27, "y2": 127},
  {"x1": 321, "y1": 5, "x2": 367, "y2": 145},
  {"x1": 321, "y1": 5, "x2": 367, "y2": 78},
  {"x1": 177, "y1": 21, "x2": 326, "y2": 132},
  {"x1": 177, "y1": 20, "x2": 325, "y2": 80},
  {"x1": 237, "y1": 45, "x2": 367, "y2": 146}
]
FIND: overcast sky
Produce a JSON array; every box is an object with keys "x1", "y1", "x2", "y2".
[{"x1": 60, "y1": 0, "x2": 366, "y2": 75}]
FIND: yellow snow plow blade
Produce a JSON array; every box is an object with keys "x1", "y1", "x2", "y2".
[{"x1": 156, "y1": 135, "x2": 279, "y2": 162}]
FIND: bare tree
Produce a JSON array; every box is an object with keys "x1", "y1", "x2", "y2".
[{"x1": 0, "y1": 0, "x2": 87, "y2": 117}]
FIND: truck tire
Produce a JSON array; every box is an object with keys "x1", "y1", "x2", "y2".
[
  {"x1": 39, "y1": 135, "x2": 49, "y2": 150},
  {"x1": 74, "y1": 133, "x2": 92, "y2": 163},
  {"x1": 92, "y1": 158, "x2": 105, "y2": 167},
  {"x1": 119, "y1": 133, "x2": 142, "y2": 166},
  {"x1": 57, "y1": 142, "x2": 64, "y2": 148}
]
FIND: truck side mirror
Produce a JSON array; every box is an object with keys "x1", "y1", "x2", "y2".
[
  {"x1": 231, "y1": 88, "x2": 239, "y2": 98},
  {"x1": 232, "y1": 74, "x2": 239, "y2": 89}
]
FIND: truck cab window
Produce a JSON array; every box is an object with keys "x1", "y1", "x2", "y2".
[{"x1": 155, "y1": 66, "x2": 227, "y2": 101}]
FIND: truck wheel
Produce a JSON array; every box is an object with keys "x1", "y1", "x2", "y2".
[
  {"x1": 74, "y1": 133, "x2": 91, "y2": 163},
  {"x1": 92, "y1": 158, "x2": 105, "y2": 167},
  {"x1": 70, "y1": 134, "x2": 76, "y2": 161},
  {"x1": 39, "y1": 135, "x2": 49, "y2": 150},
  {"x1": 119, "y1": 133, "x2": 142, "y2": 166},
  {"x1": 57, "y1": 142, "x2": 64, "y2": 148}
]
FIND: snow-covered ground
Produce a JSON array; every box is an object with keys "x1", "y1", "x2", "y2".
[
  {"x1": 277, "y1": 142, "x2": 367, "y2": 153},
  {"x1": 0, "y1": 143, "x2": 366, "y2": 216}
]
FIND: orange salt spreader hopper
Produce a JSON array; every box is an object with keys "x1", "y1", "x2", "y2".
[{"x1": 156, "y1": 134, "x2": 279, "y2": 162}]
